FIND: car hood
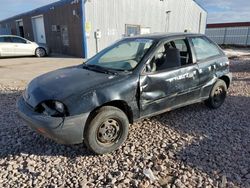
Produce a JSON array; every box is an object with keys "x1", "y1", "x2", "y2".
[{"x1": 25, "y1": 66, "x2": 120, "y2": 108}]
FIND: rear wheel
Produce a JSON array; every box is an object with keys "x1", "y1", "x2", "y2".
[
  {"x1": 84, "y1": 106, "x2": 129, "y2": 154},
  {"x1": 205, "y1": 79, "x2": 227, "y2": 109},
  {"x1": 35, "y1": 47, "x2": 46, "y2": 57}
]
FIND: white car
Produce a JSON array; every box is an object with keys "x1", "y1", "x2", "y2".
[{"x1": 0, "y1": 35, "x2": 49, "y2": 57}]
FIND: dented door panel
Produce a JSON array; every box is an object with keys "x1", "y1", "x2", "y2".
[
  {"x1": 140, "y1": 69, "x2": 179, "y2": 116},
  {"x1": 140, "y1": 64, "x2": 200, "y2": 117}
]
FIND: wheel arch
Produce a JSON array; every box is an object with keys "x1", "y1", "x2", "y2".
[
  {"x1": 219, "y1": 75, "x2": 230, "y2": 88},
  {"x1": 35, "y1": 47, "x2": 47, "y2": 56},
  {"x1": 86, "y1": 100, "x2": 134, "y2": 126}
]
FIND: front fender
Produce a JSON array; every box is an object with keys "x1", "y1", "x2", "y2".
[{"x1": 65, "y1": 75, "x2": 139, "y2": 118}]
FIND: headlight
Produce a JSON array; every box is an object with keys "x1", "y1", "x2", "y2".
[
  {"x1": 23, "y1": 86, "x2": 30, "y2": 101},
  {"x1": 37, "y1": 100, "x2": 68, "y2": 117},
  {"x1": 54, "y1": 101, "x2": 65, "y2": 114}
]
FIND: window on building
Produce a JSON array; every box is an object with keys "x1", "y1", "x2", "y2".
[
  {"x1": 191, "y1": 37, "x2": 221, "y2": 61},
  {"x1": 125, "y1": 24, "x2": 140, "y2": 36},
  {"x1": 0, "y1": 37, "x2": 4, "y2": 42}
]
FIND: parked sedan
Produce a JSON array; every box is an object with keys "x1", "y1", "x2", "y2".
[
  {"x1": 0, "y1": 35, "x2": 49, "y2": 57},
  {"x1": 17, "y1": 33, "x2": 232, "y2": 154}
]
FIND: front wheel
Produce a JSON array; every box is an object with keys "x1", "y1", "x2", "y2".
[
  {"x1": 84, "y1": 106, "x2": 129, "y2": 154},
  {"x1": 35, "y1": 47, "x2": 46, "y2": 57},
  {"x1": 205, "y1": 79, "x2": 227, "y2": 109}
]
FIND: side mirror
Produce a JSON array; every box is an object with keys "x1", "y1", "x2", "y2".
[
  {"x1": 146, "y1": 63, "x2": 152, "y2": 72},
  {"x1": 144, "y1": 59, "x2": 156, "y2": 73}
]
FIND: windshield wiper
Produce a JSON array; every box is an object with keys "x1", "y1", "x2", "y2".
[{"x1": 83, "y1": 64, "x2": 117, "y2": 75}]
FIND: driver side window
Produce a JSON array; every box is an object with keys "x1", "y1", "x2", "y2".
[{"x1": 145, "y1": 39, "x2": 192, "y2": 73}]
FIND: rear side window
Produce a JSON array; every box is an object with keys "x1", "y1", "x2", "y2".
[
  {"x1": 11, "y1": 37, "x2": 26, "y2": 44},
  {"x1": 191, "y1": 37, "x2": 221, "y2": 61},
  {"x1": 1, "y1": 37, "x2": 12, "y2": 43}
]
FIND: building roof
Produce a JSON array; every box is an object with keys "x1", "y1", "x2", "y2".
[
  {"x1": 193, "y1": 0, "x2": 207, "y2": 13},
  {"x1": 207, "y1": 22, "x2": 250, "y2": 29}
]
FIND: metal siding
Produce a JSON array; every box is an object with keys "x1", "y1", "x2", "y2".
[
  {"x1": 85, "y1": 0, "x2": 207, "y2": 57},
  {"x1": 247, "y1": 28, "x2": 250, "y2": 45},
  {"x1": 225, "y1": 27, "x2": 248, "y2": 45},
  {"x1": 206, "y1": 28, "x2": 226, "y2": 44},
  {"x1": 0, "y1": 27, "x2": 11, "y2": 35},
  {"x1": 206, "y1": 27, "x2": 250, "y2": 46}
]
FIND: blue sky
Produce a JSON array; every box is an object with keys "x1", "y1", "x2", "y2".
[
  {"x1": 0, "y1": 0, "x2": 249, "y2": 23},
  {"x1": 196, "y1": 0, "x2": 250, "y2": 23},
  {"x1": 0, "y1": 0, "x2": 56, "y2": 21}
]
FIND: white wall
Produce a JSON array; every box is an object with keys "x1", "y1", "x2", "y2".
[{"x1": 85, "y1": 0, "x2": 207, "y2": 57}]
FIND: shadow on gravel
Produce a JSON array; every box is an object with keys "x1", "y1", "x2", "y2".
[
  {"x1": 230, "y1": 60, "x2": 250, "y2": 73},
  {"x1": 153, "y1": 95, "x2": 250, "y2": 187},
  {"x1": 0, "y1": 90, "x2": 93, "y2": 160}
]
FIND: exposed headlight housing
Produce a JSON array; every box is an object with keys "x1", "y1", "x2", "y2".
[
  {"x1": 23, "y1": 86, "x2": 30, "y2": 102},
  {"x1": 54, "y1": 101, "x2": 65, "y2": 114},
  {"x1": 36, "y1": 100, "x2": 69, "y2": 117}
]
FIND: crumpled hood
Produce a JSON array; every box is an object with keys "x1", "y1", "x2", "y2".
[{"x1": 25, "y1": 66, "x2": 119, "y2": 108}]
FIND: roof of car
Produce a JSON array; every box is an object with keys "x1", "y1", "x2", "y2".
[
  {"x1": 0, "y1": 35, "x2": 22, "y2": 37},
  {"x1": 127, "y1": 32, "x2": 204, "y2": 40}
]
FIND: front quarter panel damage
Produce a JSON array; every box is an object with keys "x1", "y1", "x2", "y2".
[{"x1": 64, "y1": 74, "x2": 140, "y2": 120}]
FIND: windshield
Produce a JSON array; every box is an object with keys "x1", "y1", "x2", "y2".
[{"x1": 86, "y1": 38, "x2": 154, "y2": 71}]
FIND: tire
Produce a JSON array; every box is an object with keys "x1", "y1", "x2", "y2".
[
  {"x1": 84, "y1": 106, "x2": 129, "y2": 154},
  {"x1": 35, "y1": 47, "x2": 46, "y2": 57},
  {"x1": 205, "y1": 79, "x2": 227, "y2": 109}
]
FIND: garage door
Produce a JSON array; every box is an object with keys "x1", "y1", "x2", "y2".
[{"x1": 32, "y1": 15, "x2": 46, "y2": 44}]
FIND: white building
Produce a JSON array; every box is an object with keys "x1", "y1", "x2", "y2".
[
  {"x1": 85, "y1": 0, "x2": 207, "y2": 57},
  {"x1": 0, "y1": 0, "x2": 207, "y2": 58}
]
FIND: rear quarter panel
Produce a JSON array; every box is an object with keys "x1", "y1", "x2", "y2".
[{"x1": 198, "y1": 55, "x2": 230, "y2": 99}]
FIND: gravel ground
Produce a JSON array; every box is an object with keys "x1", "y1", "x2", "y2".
[{"x1": 0, "y1": 52, "x2": 249, "y2": 187}]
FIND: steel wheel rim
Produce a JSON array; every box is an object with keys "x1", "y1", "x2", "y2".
[
  {"x1": 213, "y1": 86, "x2": 226, "y2": 106},
  {"x1": 97, "y1": 119, "x2": 121, "y2": 144}
]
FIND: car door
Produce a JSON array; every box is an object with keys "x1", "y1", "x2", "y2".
[
  {"x1": 11, "y1": 36, "x2": 34, "y2": 56},
  {"x1": 189, "y1": 36, "x2": 225, "y2": 99},
  {"x1": 139, "y1": 38, "x2": 200, "y2": 117},
  {"x1": 0, "y1": 37, "x2": 14, "y2": 56}
]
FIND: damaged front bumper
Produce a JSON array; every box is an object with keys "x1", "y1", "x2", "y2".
[{"x1": 17, "y1": 97, "x2": 88, "y2": 145}]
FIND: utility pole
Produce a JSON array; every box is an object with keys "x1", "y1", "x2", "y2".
[{"x1": 165, "y1": 11, "x2": 171, "y2": 32}]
